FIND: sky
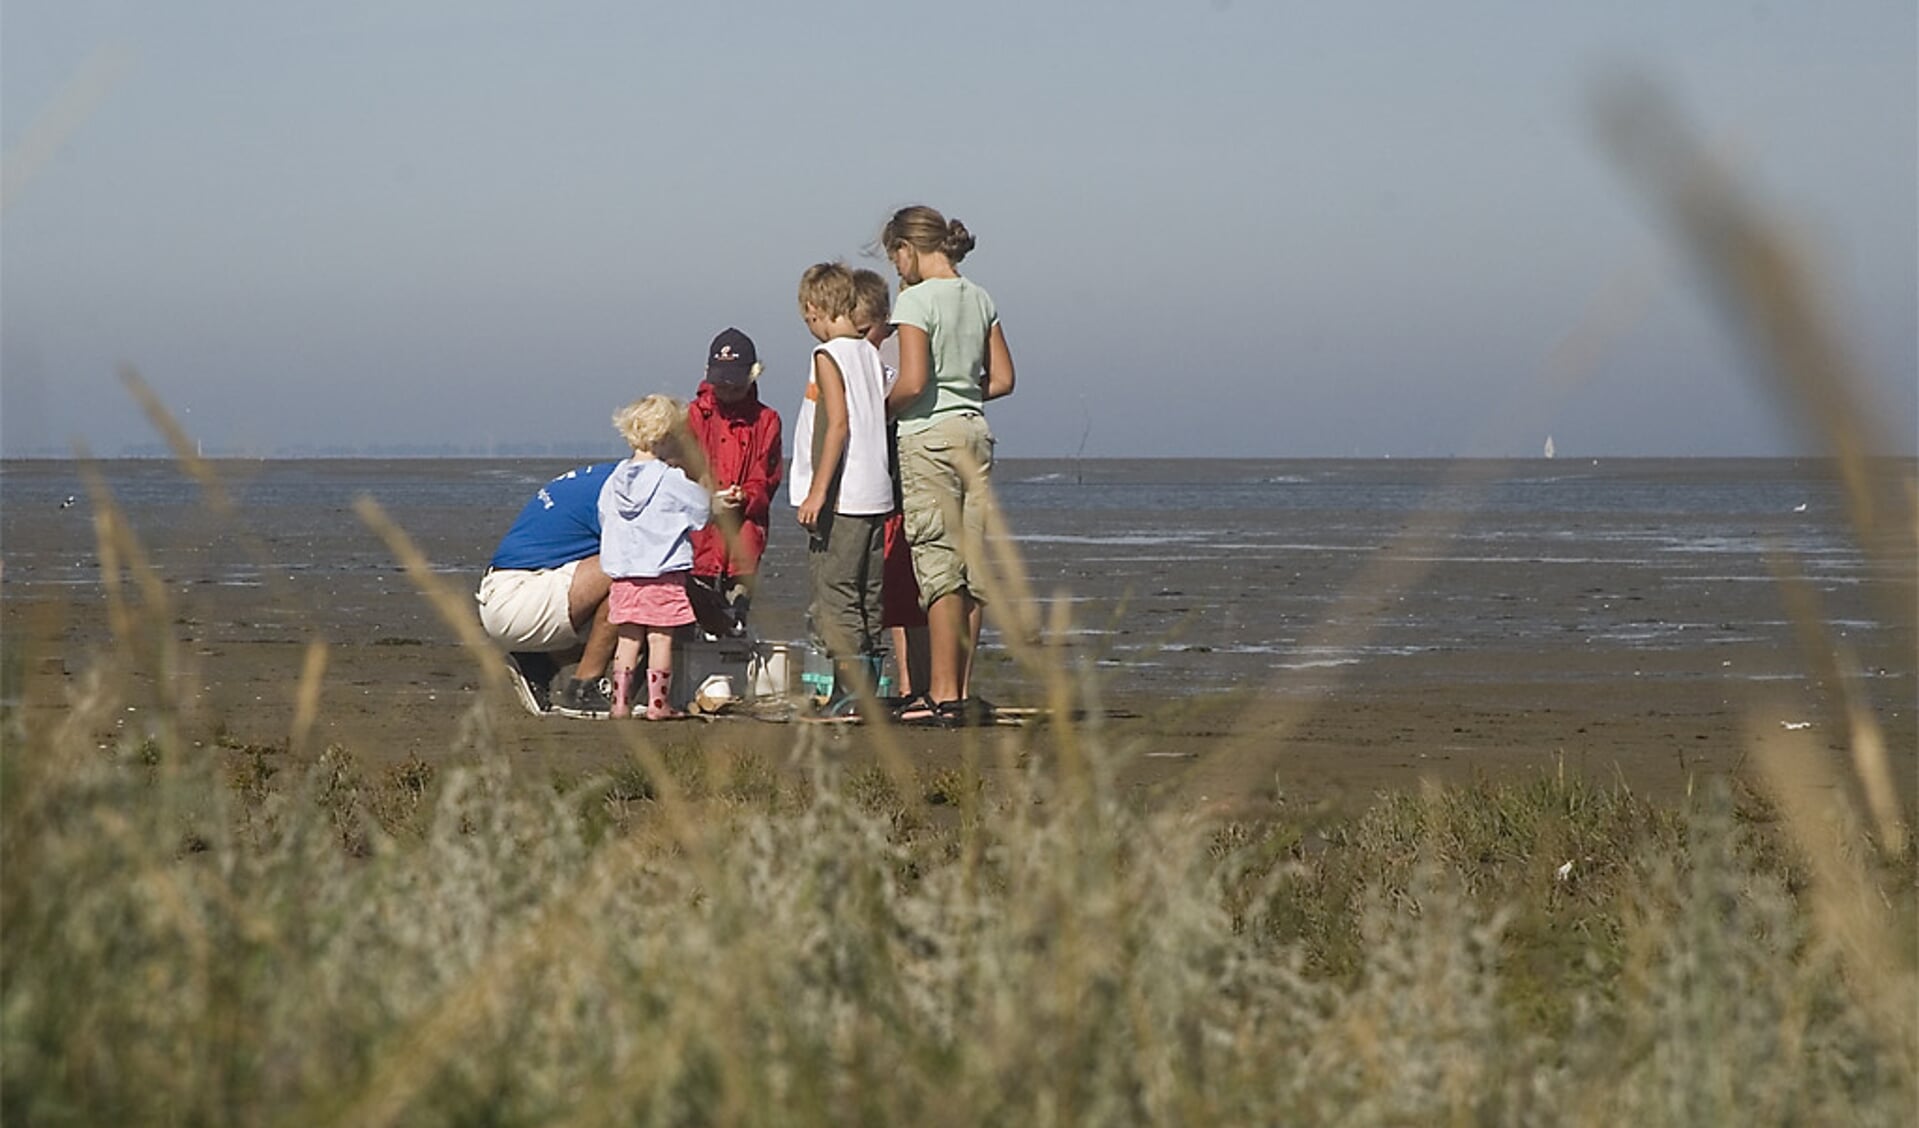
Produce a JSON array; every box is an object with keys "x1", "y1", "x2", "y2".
[{"x1": 3, "y1": 1, "x2": 1914, "y2": 460}]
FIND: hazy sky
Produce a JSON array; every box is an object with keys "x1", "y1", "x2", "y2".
[{"x1": 4, "y1": 1, "x2": 1914, "y2": 459}]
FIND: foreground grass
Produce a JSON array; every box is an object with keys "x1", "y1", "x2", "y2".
[{"x1": 4, "y1": 673, "x2": 1913, "y2": 1127}]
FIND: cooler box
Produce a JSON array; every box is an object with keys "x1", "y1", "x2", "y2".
[
  {"x1": 673, "y1": 636, "x2": 754, "y2": 711},
  {"x1": 676, "y1": 639, "x2": 894, "y2": 708}
]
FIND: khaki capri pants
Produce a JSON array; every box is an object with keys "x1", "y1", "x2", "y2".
[{"x1": 896, "y1": 411, "x2": 996, "y2": 610}]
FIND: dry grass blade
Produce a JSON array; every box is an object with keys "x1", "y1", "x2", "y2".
[
  {"x1": 957, "y1": 449, "x2": 1089, "y2": 785},
  {"x1": 77, "y1": 455, "x2": 175, "y2": 643},
  {"x1": 120, "y1": 368, "x2": 358, "y2": 746},
  {"x1": 1593, "y1": 76, "x2": 1917, "y2": 629},
  {"x1": 1596, "y1": 76, "x2": 1915, "y2": 860},
  {"x1": 1597, "y1": 70, "x2": 1917, "y2": 1089},
  {"x1": 1183, "y1": 266, "x2": 1653, "y2": 803},
  {"x1": 120, "y1": 366, "x2": 237, "y2": 517},
  {"x1": 0, "y1": 45, "x2": 134, "y2": 212},
  {"x1": 289, "y1": 639, "x2": 329, "y2": 759},
  {"x1": 1749, "y1": 716, "x2": 1917, "y2": 1059},
  {"x1": 1765, "y1": 551, "x2": 1911, "y2": 858},
  {"x1": 76, "y1": 454, "x2": 187, "y2": 749},
  {"x1": 79, "y1": 455, "x2": 136, "y2": 646},
  {"x1": 352, "y1": 495, "x2": 507, "y2": 701}
]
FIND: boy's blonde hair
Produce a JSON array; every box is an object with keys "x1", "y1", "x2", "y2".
[
  {"x1": 612, "y1": 394, "x2": 685, "y2": 455},
  {"x1": 850, "y1": 268, "x2": 890, "y2": 328},
  {"x1": 798, "y1": 261, "x2": 857, "y2": 320}
]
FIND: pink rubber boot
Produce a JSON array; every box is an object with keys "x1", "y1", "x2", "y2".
[
  {"x1": 645, "y1": 668, "x2": 684, "y2": 720},
  {"x1": 610, "y1": 668, "x2": 635, "y2": 719}
]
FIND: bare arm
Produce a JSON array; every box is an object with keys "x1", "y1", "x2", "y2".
[
  {"x1": 886, "y1": 324, "x2": 931, "y2": 415},
  {"x1": 798, "y1": 351, "x2": 848, "y2": 530},
  {"x1": 981, "y1": 321, "x2": 1015, "y2": 401}
]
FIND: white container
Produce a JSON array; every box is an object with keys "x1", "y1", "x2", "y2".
[{"x1": 749, "y1": 643, "x2": 793, "y2": 701}]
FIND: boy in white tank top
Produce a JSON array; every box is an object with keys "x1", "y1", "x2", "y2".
[{"x1": 791, "y1": 261, "x2": 893, "y2": 716}]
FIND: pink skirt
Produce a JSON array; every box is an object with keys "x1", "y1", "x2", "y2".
[{"x1": 608, "y1": 574, "x2": 696, "y2": 628}]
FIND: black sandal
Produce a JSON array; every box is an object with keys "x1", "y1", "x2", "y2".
[
  {"x1": 891, "y1": 695, "x2": 938, "y2": 725},
  {"x1": 957, "y1": 697, "x2": 998, "y2": 725}
]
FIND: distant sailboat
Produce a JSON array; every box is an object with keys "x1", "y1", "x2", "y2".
[{"x1": 1543, "y1": 435, "x2": 1556, "y2": 460}]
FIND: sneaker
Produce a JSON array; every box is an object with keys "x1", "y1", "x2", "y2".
[
  {"x1": 503, "y1": 652, "x2": 556, "y2": 715},
  {"x1": 553, "y1": 675, "x2": 613, "y2": 719}
]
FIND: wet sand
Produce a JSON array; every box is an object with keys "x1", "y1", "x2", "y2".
[
  {"x1": 8, "y1": 602, "x2": 1906, "y2": 826},
  {"x1": 6, "y1": 606, "x2": 1892, "y2": 819},
  {"x1": 3, "y1": 458, "x2": 1912, "y2": 816}
]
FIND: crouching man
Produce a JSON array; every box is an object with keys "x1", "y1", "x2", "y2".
[{"x1": 476, "y1": 462, "x2": 620, "y2": 718}]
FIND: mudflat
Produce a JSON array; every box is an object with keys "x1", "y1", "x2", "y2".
[{"x1": 3, "y1": 457, "x2": 1911, "y2": 816}]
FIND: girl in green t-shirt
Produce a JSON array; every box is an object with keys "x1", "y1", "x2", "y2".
[{"x1": 880, "y1": 204, "x2": 1017, "y2": 726}]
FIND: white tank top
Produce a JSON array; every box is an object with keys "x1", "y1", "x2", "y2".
[{"x1": 807, "y1": 336, "x2": 894, "y2": 516}]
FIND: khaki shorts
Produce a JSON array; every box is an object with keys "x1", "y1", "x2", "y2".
[
  {"x1": 476, "y1": 561, "x2": 582, "y2": 651},
  {"x1": 897, "y1": 411, "x2": 996, "y2": 609}
]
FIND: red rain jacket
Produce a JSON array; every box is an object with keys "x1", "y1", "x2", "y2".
[{"x1": 687, "y1": 381, "x2": 783, "y2": 578}]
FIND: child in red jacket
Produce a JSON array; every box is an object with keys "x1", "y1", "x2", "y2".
[{"x1": 686, "y1": 328, "x2": 784, "y2": 636}]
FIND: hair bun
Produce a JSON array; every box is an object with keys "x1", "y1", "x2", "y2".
[{"x1": 943, "y1": 219, "x2": 977, "y2": 261}]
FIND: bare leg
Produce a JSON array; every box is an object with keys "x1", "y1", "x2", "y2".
[
  {"x1": 646, "y1": 627, "x2": 673, "y2": 674},
  {"x1": 924, "y1": 592, "x2": 972, "y2": 706},
  {"x1": 568, "y1": 556, "x2": 615, "y2": 679},
  {"x1": 888, "y1": 627, "x2": 910, "y2": 696},
  {"x1": 576, "y1": 599, "x2": 616, "y2": 680},
  {"x1": 961, "y1": 599, "x2": 984, "y2": 701},
  {"x1": 892, "y1": 624, "x2": 931, "y2": 699}
]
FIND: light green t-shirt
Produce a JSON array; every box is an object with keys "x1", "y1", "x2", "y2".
[{"x1": 889, "y1": 276, "x2": 997, "y2": 435}]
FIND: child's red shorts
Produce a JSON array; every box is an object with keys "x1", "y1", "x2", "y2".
[{"x1": 881, "y1": 512, "x2": 926, "y2": 629}]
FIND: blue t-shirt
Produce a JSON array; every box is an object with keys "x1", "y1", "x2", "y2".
[{"x1": 488, "y1": 462, "x2": 616, "y2": 570}]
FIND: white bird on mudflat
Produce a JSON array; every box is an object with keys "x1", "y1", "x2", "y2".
[{"x1": 58, "y1": 495, "x2": 77, "y2": 509}]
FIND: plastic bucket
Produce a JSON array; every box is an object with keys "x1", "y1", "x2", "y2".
[{"x1": 750, "y1": 644, "x2": 793, "y2": 700}]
